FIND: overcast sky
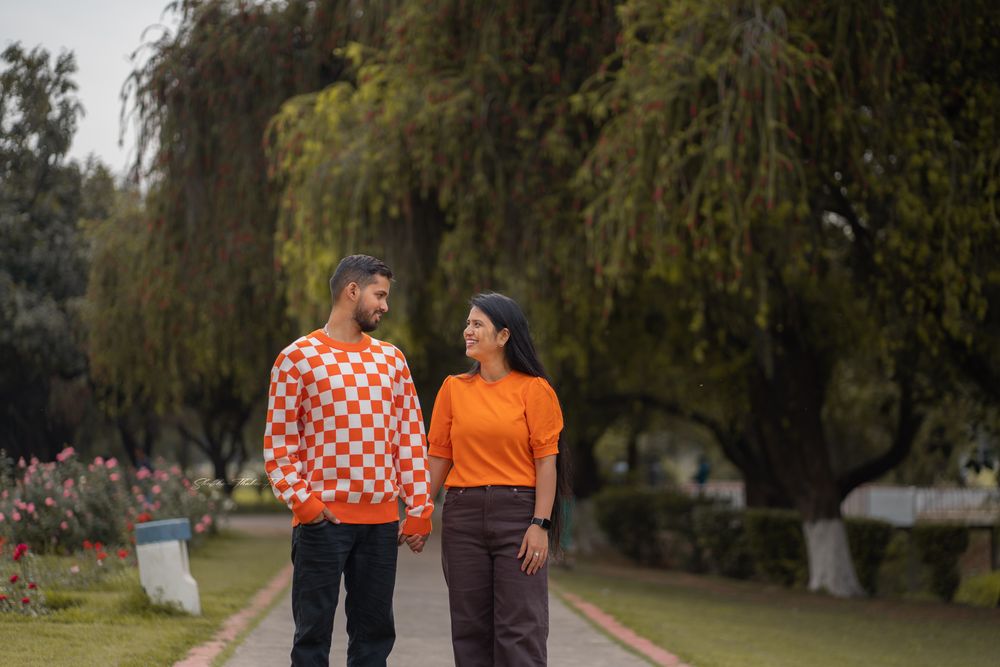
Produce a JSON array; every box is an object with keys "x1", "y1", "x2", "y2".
[{"x1": 1, "y1": 1, "x2": 180, "y2": 174}]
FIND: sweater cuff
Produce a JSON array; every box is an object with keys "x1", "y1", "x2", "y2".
[
  {"x1": 401, "y1": 514, "x2": 433, "y2": 535},
  {"x1": 291, "y1": 494, "x2": 325, "y2": 524}
]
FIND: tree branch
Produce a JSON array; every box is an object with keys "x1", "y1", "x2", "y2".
[{"x1": 836, "y1": 373, "x2": 925, "y2": 497}]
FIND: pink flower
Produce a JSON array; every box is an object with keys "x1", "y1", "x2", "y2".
[
  {"x1": 63, "y1": 478, "x2": 74, "y2": 489},
  {"x1": 60, "y1": 521, "x2": 69, "y2": 531},
  {"x1": 195, "y1": 523, "x2": 205, "y2": 534},
  {"x1": 105, "y1": 458, "x2": 118, "y2": 469},
  {"x1": 151, "y1": 485, "x2": 162, "y2": 495},
  {"x1": 56, "y1": 446, "x2": 76, "y2": 462},
  {"x1": 136, "y1": 468, "x2": 151, "y2": 480},
  {"x1": 26, "y1": 503, "x2": 35, "y2": 514},
  {"x1": 94, "y1": 456, "x2": 104, "y2": 466},
  {"x1": 45, "y1": 497, "x2": 56, "y2": 507},
  {"x1": 202, "y1": 514, "x2": 213, "y2": 525},
  {"x1": 170, "y1": 465, "x2": 181, "y2": 475},
  {"x1": 109, "y1": 473, "x2": 120, "y2": 482},
  {"x1": 152, "y1": 501, "x2": 161, "y2": 511},
  {"x1": 70, "y1": 565, "x2": 80, "y2": 574},
  {"x1": 12, "y1": 512, "x2": 20, "y2": 522},
  {"x1": 0, "y1": 513, "x2": 4, "y2": 522},
  {"x1": 65, "y1": 510, "x2": 74, "y2": 518},
  {"x1": 17, "y1": 457, "x2": 26, "y2": 468},
  {"x1": 63, "y1": 489, "x2": 72, "y2": 498}
]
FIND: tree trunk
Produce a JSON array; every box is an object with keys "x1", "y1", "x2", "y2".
[
  {"x1": 747, "y1": 323, "x2": 866, "y2": 598},
  {"x1": 803, "y1": 518, "x2": 864, "y2": 596}
]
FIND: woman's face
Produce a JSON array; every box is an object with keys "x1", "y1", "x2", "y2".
[{"x1": 464, "y1": 306, "x2": 507, "y2": 361}]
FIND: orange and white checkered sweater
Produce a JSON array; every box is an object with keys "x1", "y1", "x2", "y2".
[{"x1": 263, "y1": 329, "x2": 433, "y2": 534}]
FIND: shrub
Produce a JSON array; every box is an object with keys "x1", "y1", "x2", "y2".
[
  {"x1": 692, "y1": 505, "x2": 753, "y2": 578},
  {"x1": 593, "y1": 486, "x2": 664, "y2": 565},
  {"x1": 845, "y1": 517, "x2": 894, "y2": 595},
  {"x1": 0, "y1": 541, "x2": 47, "y2": 616},
  {"x1": 0, "y1": 448, "x2": 223, "y2": 555},
  {"x1": 912, "y1": 523, "x2": 970, "y2": 601},
  {"x1": 744, "y1": 508, "x2": 807, "y2": 587},
  {"x1": 954, "y1": 571, "x2": 1000, "y2": 608},
  {"x1": 593, "y1": 486, "x2": 715, "y2": 568}
]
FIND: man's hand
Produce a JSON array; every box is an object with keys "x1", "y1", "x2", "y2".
[
  {"x1": 397, "y1": 519, "x2": 429, "y2": 553},
  {"x1": 307, "y1": 507, "x2": 340, "y2": 525}
]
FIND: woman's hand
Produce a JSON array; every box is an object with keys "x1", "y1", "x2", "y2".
[{"x1": 517, "y1": 524, "x2": 549, "y2": 575}]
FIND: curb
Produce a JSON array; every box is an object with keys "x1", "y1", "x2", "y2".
[
  {"x1": 174, "y1": 562, "x2": 294, "y2": 667},
  {"x1": 554, "y1": 586, "x2": 693, "y2": 667}
]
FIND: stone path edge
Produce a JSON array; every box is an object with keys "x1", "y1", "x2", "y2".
[
  {"x1": 174, "y1": 562, "x2": 294, "y2": 667},
  {"x1": 552, "y1": 583, "x2": 694, "y2": 667}
]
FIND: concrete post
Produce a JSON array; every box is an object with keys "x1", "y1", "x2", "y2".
[{"x1": 135, "y1": 518, "x2": 201, "y2": 615}]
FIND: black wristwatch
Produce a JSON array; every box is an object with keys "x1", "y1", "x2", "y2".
[{"x1": 530, "y1": 517, "x2": 551, "y2": 530}]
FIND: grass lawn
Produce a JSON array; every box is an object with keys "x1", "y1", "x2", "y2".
[
  {"x1": 553, "y1": 560, "x2": 1000, "y2": 667},
  {"x1": 1, "y1": 528, "x2": 289, "y2": 666},
  {"x1": 229, "y1": 486, "x2": 287, "y2": 513}
]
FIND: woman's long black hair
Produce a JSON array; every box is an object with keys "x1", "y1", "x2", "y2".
[{"x1": 468, "y1": 292, "x2": 573, "y2": 553}]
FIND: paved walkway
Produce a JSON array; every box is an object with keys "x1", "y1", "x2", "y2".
[{"x1": 219, "y1": 514, "x2": 651, "y2": 667}]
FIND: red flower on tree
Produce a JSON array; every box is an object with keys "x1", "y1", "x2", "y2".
[
  {"x1": 96, "y1": 551, "x2": 108, "y2": 561},
  {"x1": 21, "y1": 597, "x2": 30, "y2": 604},
  {"x1": 117, "y1": 549, "x2": 128, "y2": 560},
  {"x1": 12, "y1": 543, "x2": 28, "y2": 561},
  {"x1": 27, "y1": 582, "x2": 37, "y2": 589},
  {"x1": 9, "y1": 574, "x2": 19, "y2": 583},
  {"x1": 82, "y1": 540, "x2": 93, "y2": 550}
]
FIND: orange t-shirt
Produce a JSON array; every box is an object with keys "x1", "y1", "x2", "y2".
[{"x1": 427, "y1": 371, "x2": 563, "y2": 488}]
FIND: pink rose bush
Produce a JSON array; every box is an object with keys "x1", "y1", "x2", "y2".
[{"x1": 0, "y1": 448, "x2": 223, "y2": 555}]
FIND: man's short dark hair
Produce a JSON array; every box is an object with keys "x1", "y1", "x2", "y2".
[{"x1": 329, "y1": 254, "x2": 393, "y2": 302}]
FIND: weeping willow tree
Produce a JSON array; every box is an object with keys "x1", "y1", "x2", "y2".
[
  {"x1": 266, "y1": 1, "x2": 621, "y2": 482},
  {"x1": 577, "y1": 0, "x2": 1000, "y2": 595},
  {"x1": 270, "y1": 0, "x2": 999, "y2": 597},
  {"x1": 88, "y1": 0, "x2": 398, "y2": 485}
]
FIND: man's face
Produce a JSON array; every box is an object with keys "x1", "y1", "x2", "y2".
[{"x1": 353, "y1": 275, "x2": 390, "y2": 332}]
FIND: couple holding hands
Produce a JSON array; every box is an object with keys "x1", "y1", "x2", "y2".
[{"x1": 263, "y1": 254, "x2": 568, "y2": 667}]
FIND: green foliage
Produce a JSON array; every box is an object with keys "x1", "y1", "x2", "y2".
[
  {"x1": 912, "y1": 522, "x2": 970, "y2": 601},
  {"x1": 593, "y1": 486, "x2": 663, "y2": 564},
  {"x1": 954, "y1": 571, "x2": 1000, "y2": 608},
  {"x1": 593, "y1": 485, "x2": 714, "y2": 568},
  {"x1": 0, "y1": 43, "x2": 112, "y2": 460},
  {"x1": 744, "y1": 508, "x2": 808, "y2": 586},
  {"x1": 692, "y1": 504, "x2": 754, "y2": 578},
  {"x1": 844, "y1": 517, "x2": 894, "y2": 595}
]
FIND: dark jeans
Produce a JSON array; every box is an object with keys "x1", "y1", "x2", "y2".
[
  {"x1": 290, "y1": 521, "x2": 398, "y2": 667},
  {"x1": 441, "y1": 486, "x2": 548, "y2": 667}
]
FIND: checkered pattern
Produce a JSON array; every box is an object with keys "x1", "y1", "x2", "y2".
[{"x1": 263, "y1": 333, "x2": 432, "y2": 525}]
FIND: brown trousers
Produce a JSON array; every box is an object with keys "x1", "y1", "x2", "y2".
[{"x1": 441, "y1": 485, "x2": 548, "y2": 667}]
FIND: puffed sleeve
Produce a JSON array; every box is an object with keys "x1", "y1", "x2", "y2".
[
  {"x1": 427, "y1": 375, "x2": 454, "y2": 459},
  {"x1": 525, "y1": 377, "x2": 563, "y2": 458}
]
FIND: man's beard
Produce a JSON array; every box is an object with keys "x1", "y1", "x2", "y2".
[{"x1": 354, "y1": 304, "x2": 382, "y2": 332}]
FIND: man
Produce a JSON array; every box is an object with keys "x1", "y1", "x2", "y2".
[{"x1": 264, "y1": 254, "x2": 433, "y2": 666}]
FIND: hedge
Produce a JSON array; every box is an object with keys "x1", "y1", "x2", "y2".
[{"x1": 912, "y1": 523, "x2": 970, "y2": 601}]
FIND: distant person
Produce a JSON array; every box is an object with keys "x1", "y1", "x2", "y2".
[
  {"x1": 263, "y1": 254, "x2": 433, "y2": 667},
  {"x1": 427, "y1": 292, "x2": 569, "y2": 667},
  {"x1": 693, "y1": 454, "x2": 711, "y2": 491}
]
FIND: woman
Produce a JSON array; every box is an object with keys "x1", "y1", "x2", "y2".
[{"x1": 427, "y1": 292, "x2": 570, "y2": 667}]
